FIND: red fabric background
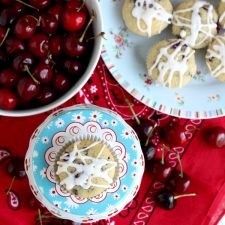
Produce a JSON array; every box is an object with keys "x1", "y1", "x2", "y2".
[{"x1": 0, "y1": 59, "x2": 225, "y2": 225}]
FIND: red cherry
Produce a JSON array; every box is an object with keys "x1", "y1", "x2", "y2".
[
  {"x1": 150, "y1": 160, "x2": 172, "y2": 182},
  {"x1": 64, "y1": 60, "x2": 83, "y2": 76},
  {"x1": 14, "y1": 15, "x2": 37, "y2": 39},
  {"x1": 28, "y1": 195, "x2": 43, "y2": 210},
  {"x1": 37, "y1": 87, "x2": 55, "y2": 105},
  {"x1": 163, "y1": 124, "x2": 187, "y2": 147},
  {"x1": 167, "y1": 171, "x2": 190, "y2": 193},
  {"x1": 0, "y1": 88, "x2": 17, "y2": 110},
  {"x1": 135, "y1": 120, "x2": 157, "y2": 143},
  {"x1": 33, "y1": 63, "x2": 53, "y2": 84},
  {"x1": 0, "y1": 3, "x2": 25, "y2": 26},
  {"x1": 28, "y1": 0, "x2": 50, "y2": 9},
  {"x1": 207, "y1": 126, "x2": 225, "y2": 148},
  {"x1": 66, "y1": 0, "x2": 83, "y2": 10},
  {"x1": 39, "y1": 56, "x2": 51, "y2": 65},
  {"x1": 28, "y1": 34, "x2": 49, "y2": 57},
  {"x1": 54, "y1": 73, "x2": 70, "y2": 92},
  {"x1": 48, "y1": 3, "x2": 63, "y2": 21},
  {"x1": 13, "y1": 52, "x2": 34, "y2": 73},
  {"x1": 7, "y1": 157, "x2": 26, "y2": 179},
  {"x1": 155, "y1": 189, "x2": 197, "y2": 210},
  {"x1": 0, "y1": 0, "x2": 14, "y2": 5},
  {"x1": 49, "y1": 35, "x2": 62, "y2": 55},
  {"x1": 17, "y1": 77, "x2": 40, "y2": 102},
  {"x1": 40, "y1": 13, "x2": 58, "y2": 34},
  {"x1": 63, "y1": 33, "x2": 86, "y2": 57},
  {"x1": 5, "y1": 36, "x2": 25, "y2": 54},
  {"x1": 0, "y1": 50, "x2": 7, "y2": 67},
  {"x1": 0, "y1": 69, "x2": 19, "y2": 88},
  {"x1": 62, "y1": 9, "x2": 86, "y2": 32},
  {"x1": 142, "y1": 145, "x2": 156, "y2": 161}
]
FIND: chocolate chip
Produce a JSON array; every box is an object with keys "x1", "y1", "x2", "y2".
[{"x1": 171, "y1": 41, "x2": 181, "y2": 49}]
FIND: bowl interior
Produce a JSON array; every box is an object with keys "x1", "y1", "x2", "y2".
[{"x1": 0, "y1": 0, "x2": 103, "y2": 117}]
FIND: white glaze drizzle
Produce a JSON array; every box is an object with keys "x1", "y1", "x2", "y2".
[
  {"x1": 206, "y1": 36, "x2": 225, "y2": 78},
  {"x1": 173, "y1": 1, "x2": 217, "y2": 47},
  {"x1": 132, "y1": 0, "x2": 172, "y2": 36},
  {"x1": 148, "y1": 40, "x2": 195, "y2": 88},
  {"x1": 56, "y1": 141, "x2": 117, "y2": 191},
  {"x1": 219, "y1": 0, "x2": 225, "y2": 29}
]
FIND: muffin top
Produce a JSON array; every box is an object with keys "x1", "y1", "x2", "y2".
[
  {"x1": 147, "y1": 39, "x2": 196, "y2": 88},
  {"x1": 122, "y1": 0, "x2": 173, "y2": 37},
  {"x1": 55, "y1": 140, "x2": 118, "y2": 198},
  {"x1": 172, "y1": 1, "x2": 218, "y2": 49},
  {"x1": 206, "y1": 35, "x2": 225, "y2": 81}
]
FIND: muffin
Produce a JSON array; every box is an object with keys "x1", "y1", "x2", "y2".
[
  {"x1": 172, "y1": 1, "x2": 218, "y2": 49},
  {"x1": 146, "y1": 39, "x2": 197, "y2": 88},
  {"x1": 122, "y1": 0, "x2": 173, "y2": 37},
  {"x1": 55, "y1": 139, "x2": 118, "y2": 199},
  {"x1": 206, "y1": 35, "x2": 225, "y2": 82},
  {"x1": 219, "y1": 0, "x2": 225, "y2": 29}
]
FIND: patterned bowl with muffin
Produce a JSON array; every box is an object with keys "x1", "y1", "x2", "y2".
[{"x1": 25, "y1": 104, "x2": 145, "y2": 223}]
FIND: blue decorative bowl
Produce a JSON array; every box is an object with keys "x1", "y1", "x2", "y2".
[{"x1": 25, "y1": 104, "x2": 145, "y2": 223}]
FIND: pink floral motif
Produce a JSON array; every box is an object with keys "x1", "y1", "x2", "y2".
[
  {"x1": 110, "y1": 27, "x2": 133, "y2": 58},
  {"x1": 139, "y1": 73, "x2": 154, "y2": 89},
  {"x1": 208, "y1": 94, "x2": 220, "y2": 102},
  {"x1": 114, "y1": 35, "x2": 123, "y2": 47},
  {"x1": 175, "y1": 93, "x2": 184, "y2": 105}
]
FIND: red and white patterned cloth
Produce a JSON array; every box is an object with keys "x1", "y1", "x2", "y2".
[{"x1": 0, "y1": 58, "x2": 225, "y2": 225}]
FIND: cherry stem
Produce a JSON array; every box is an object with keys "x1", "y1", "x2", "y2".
[
  {"x1": 24, "y1": 65, "x2": 40, "y2": 85},
  {"x1": 77, "y1": 0, "x2": 86, "y2": 12},
  {"x1": 0, "y1": 28, "x2": 10, "y2": 47},
  {"x1": 6, "y1": 176, "x2": 15, "y2": 195},
  {"x1": 161, "y1": 144, "x2": 171, "y2": 165},
  {"x1": 145, "y1": 123, "x2": 158, "y2": 147},
  {"x1": 87, "y1": 32, "x2": 106, "y2": 42},
  {"x1": 176, "y1": 152, "x2": 184, "y2": 178},
  {"x1": 79, "y1": 11, "x2": 95, "y2": 43},
  {"x1": 162, "y1": 144, "x2": 171, "y2": 152},
  {"x1": 38, "y1": 208, "x2": 43, "y2": 225},
  {"x1": 36, "y1": 214, "x2": 58, "y2": 221},
  {"x1": 161, "y1": 146, "x2": 165, "y2": 165},
  {"x1": 125, "y1": 98, "x2": 140, "y2": 125},
  {"x1": 174, "y1": 193, "x2": 197, "y2": 200},
  {"x1": 47, "y1": 53, "x2": 56, "y2": 66},
  {"x1": 15, "y1": 0, "x2": 39, "y2": 11},
  {"x1": 30, "y1": 16, "x2": 41, "y2": 26}
]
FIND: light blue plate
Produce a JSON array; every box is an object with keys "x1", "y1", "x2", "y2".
[
  {"x1": 100, "y1": 0, "x2": 224, "y2": 119},
  {"x1": 25, "y1": 105, "x2": 144, "y2": 223}
]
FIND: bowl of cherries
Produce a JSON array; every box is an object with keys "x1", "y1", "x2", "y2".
[{"x1": 0, "y1": 0, "x2": 103, "y2": 116}]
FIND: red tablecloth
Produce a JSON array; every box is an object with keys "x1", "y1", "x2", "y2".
[{"x1": 0, "y1": 59, "x2": 225, "y2": 225}]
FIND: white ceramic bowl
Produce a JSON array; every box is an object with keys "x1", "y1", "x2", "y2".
[{"x1": 0, "y1": 0, "x2": 103, "y2": 117}]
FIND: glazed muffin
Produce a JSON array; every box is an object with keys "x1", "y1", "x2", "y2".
[
  {"x1": 172, "y1": 1, "x2": 218, "y2": 49},
  {"x1": 206, "y1": 35, "x2": 225, "y2": 82},
  {"x1": 146, "y1": 39, "x2": 197, "y2": 88},
  {"x1": 219, "y1": 0, "x2": 225, "y2": 29},
  {"x1": 122, "y1": 0, "x2": 173, "y2": 37},
  {"x1": 55, "y1": 140, "x2": 118, "y2": 199}
]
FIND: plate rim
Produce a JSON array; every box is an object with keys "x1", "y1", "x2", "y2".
[{"x1": 100, "y1": 0, "x2": 225, "y2": 120}]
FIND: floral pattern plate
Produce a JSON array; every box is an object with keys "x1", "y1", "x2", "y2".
[
  {"x1": 100, "y1": 0, "x2": 224, "y2": 119},
  {"x1": 25, "y1": 104, "x2": 144, "y2": 223}
]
